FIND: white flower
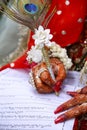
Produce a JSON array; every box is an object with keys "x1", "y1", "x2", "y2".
[
  {"x1": 32, "y1": 26, "x2": 53, "y2": 46},
  {"x1": 27, "y1": 46, "x2": 43, "y2": 63},
  {"x1": 27, "y1": 26, "x2": 73, "y2": 69},
  {"x1": 49, "y1": 42, "x2": 73, "y2": 70}
]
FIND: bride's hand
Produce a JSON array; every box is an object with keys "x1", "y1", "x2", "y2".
[
  {"x1": 32, "y1": 57, "x2": 66, "y2": 94},
  {"x1": 54, "y1": 86, "x2": 87, "y2": 124}
]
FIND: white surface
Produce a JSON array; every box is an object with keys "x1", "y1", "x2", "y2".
[
  {"x1": 0, "y1": 15, "x2": 19, "y2": 63},
  {"x1": 0, "y1": 68, "x2": 81, "y2": 130}
]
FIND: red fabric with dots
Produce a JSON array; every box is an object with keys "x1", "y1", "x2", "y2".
[{"x1": 43, "y1": 0, "x2": 87, "y2": 47}]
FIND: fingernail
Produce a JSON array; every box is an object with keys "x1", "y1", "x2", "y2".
[
  {"x1": 54, "y1": 106, "x2": 63, "y2": 114},
  {"x1": 54, "y1": 114, "x2": 66, "y2": 124},
  {"x1": 67, "y1": 91, "x2": 78, "y2": 96}
]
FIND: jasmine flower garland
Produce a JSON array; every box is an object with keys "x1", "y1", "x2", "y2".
[
  {"x1": 49, "y1": 42, "x2": 73, "y2": 70},
  {"x1": 27, "y1": 26, "x2": 73, "y2": 70}
]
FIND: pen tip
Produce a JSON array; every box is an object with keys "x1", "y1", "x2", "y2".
[{"x1": 55, "y1": 91, "x2": 59, "y2": 96}]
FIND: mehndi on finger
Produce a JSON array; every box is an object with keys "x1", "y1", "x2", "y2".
[
  {"x1": 32, "y1": 57, "x2": 66, "y2": 94},
  {"x1": 54, "y1": 103, "x2": 87, "y2": 124},
  {"x1": 54, "y1": 94, "x2": 87, "y2": 114},
  {"x1": 67, "y1": 91, "x2": 80, "y2": 97},
  {"x1": 67, "y1": 86, "x2": 87, "y2": 96}
]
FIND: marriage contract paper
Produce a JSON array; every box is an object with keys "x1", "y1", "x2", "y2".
[{"x1": 0, "y1": 68, "x2": 81, "y2": 130}]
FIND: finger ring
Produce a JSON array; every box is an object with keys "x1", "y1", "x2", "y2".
[{"x1": 36, "y1": 68, "x2": 48, "y2": 78}]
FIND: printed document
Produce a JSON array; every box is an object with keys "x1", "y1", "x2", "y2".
[{"x1": 0, "y1": 68, "x2": 81, "y2": 130}]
